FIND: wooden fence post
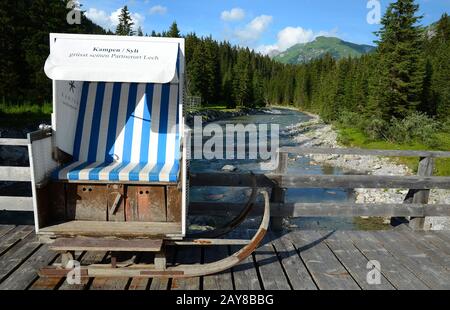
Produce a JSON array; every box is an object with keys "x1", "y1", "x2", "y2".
[
  {"x1": 407, "y1": 156, "x2": 434, "y2": 230},
  {"x1": 270, "y1": 152, "x2": 288, "y2": 231}
]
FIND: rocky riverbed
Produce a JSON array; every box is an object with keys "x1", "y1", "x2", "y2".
[{"x1": 284, "y1": 113, "x2": 450, "y2": 230}]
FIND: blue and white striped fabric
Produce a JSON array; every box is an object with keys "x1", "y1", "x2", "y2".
[{"x1": 53, "y1": 82, "x2": 181, "y2": 183}]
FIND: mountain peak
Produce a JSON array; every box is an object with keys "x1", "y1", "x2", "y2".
[{"x1": 273, "y1": 37, "x2": 375, "y2": 64}]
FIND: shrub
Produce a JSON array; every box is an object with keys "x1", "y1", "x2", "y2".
[
  {"x1": 362, "y1": 117, "x2": 388, "y2": 140},
  {"x1": 337, "y1": 110, "x2": 363, "y2": 128},
  {"x1": 387, "y1": 112, "x2": 439, "y2": 147}
]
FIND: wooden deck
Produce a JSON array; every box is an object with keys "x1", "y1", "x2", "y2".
[{"x1": 0, "y1": 224, "x2": 449, "y2": 290}]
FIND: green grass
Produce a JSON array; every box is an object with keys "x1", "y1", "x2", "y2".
[
  {"x1": 0, "y1": 102, "x2": 52, "y2": 115},
  {"x1": 354, "y1": 217, "x2": 391, "y2": 231},
  {"x1": 336, "y1": 125, "x2": 450, "y2": 176},
  {"x1": 0, "y1": 102, "x2": 52, "y2": 127},
  {"x1": 200, "y1": 104, "x2": 240, "y2": 112}
]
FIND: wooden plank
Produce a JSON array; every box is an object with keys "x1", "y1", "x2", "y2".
[
  {"x1": 0, "y1": 166, "x2": 31, "y2": 182},
  {"x1": 344, "y1": 231, "x2": 429, "y2": 290},
  {"x1": 50, "y1": 237, "x2": 162, "y2": 252},
  {"x1": 271, "y1": 234, "x2": 317, "y2": 290},
  {"x1": 127, "y1": 277, "x2": 149, "y2": 290},
  {"x1": 189, "y1": 202, "x2": 450, "y2": 217},
  {"x1": 434, "y1": 231, "x2": 450, "y2": 245},
  {"x1": 58, "y1": 251, "x2": 108, "y2": 290},
  {"x1": 39, "y1": 221, "x2": 182, "y2": 238},
  {"x1": 167, "y1": 186, "x2": 182, "y2": 222},
  {"x1": 413, "y1": 232, "x2": 450, "y2": 258},
  {"x1": 0, "y1": 225, "x2": 15, "y2": 238},
  {"x1": 149, "y1": 246, "x2": 176, "y2": 291},
  {"x1": 127, "y1": 254, "x2": 151, "y2": 290},
  {"x1": 277, "y1": 175, "x2": 450, "y2": 190},
  {"x1": 230, "y1": 231, "x2": 261, "y2": 290},
  {"x1": 191, "y1": 173, "x2": 450, "y2": 189},
  {"x1": 0, "y1": 138, "x2": 28, "y2": 146},
  {"x1": 127, "y1": 186, "x2": 166, "y2": 222},
  {"x1": 89, "y1": 255, "x2": 132, "y2": 290},
  {"x1": 203, "y1": 246, "x2": 233, "y2": 290},
  {"x1": 107, "y1": 184, "x2": 125, "y2": 222},
  {"x1": 66, "y1": 184, "x2": 107, "y2": 221},
  {"x1": 270, "y1": 153, "x2": 286, "y2": 231},
  {"x1": 90, "y1": 252, "x2": 142, "y2": 290},
  {"x1": 253, "y1": 238, "x2": 291, "y2": 290},
  {"x1": 139, "y1": 186, "x2": 166, "y2": 222},
  {"x1": 290, "y1": 231, "x2": 360, "y2": 290},
  {"x1": 0, "y1": 197, "x2": 34, "y2": 211},
  {"x1": 0, "y1": 245, "x2": 58, "y2": 290},
  {"x1": 170, "y1": 246, "x2": 202, "y2": 290},
  {"x1": 404, "y1": 232, "x2": 450, "y2": 266},
  {"x1": 0, "y1": 226, "x2": 34, "y2": 257},
  {"x1": 280, "y1": 146, "x2": 450, "y2": 158},
  {"x1": 372, "y1": 231, "x2": 450, "y2": 289},
  {"x1": 0, "y1": 233, "x2": 42, "y2": 283},
  {"x1": 408, "y1": 157, "x2": 434, "y2": 230},
  {"x1": 323, "y1": 233, "x2": 395, "y2": 290},
  {"x1": 29, "y1": 252, "x2": 84, "y2": 290}
]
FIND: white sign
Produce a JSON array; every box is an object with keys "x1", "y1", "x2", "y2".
[{"x1": 45, "y1": 34, "x2": 181, "y2": 84}]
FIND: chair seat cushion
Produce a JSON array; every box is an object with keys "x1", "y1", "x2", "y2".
[
  {"x1": 52, "y1": 160, "x2": 180, "y2": 182},
  {"x1": 52, "y1": 81, "x2": 181, "y2": 183}
]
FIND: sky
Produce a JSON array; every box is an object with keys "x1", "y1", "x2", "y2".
[{"x1": 80, "y1": 0, "x2": 450, "y2": 54}]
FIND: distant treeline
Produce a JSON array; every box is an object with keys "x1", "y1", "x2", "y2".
[
  {"x1": 0, "y1": 0, "x2": 106, "y2": 104},
  {"x1": 1, "y1": 0, "x2": 449, "y2": 133}
]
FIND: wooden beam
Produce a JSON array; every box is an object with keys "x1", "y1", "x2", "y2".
[
  {"x1": 409, "y1": 157, "x2": 434, "y2": 230},
  {"x1": 271, "y1": 152, "x2": 288, "y2": 231},
  {"x1": 0, "y1": 139, "x2": 28, "y2": 146},
  {"x1": 49, "y1": 237, "x2": 163, "y2": 252},
  {"x1": 280, "y1": 146, "x2": 450, "y2": 158},
  {"x1": 190, "y1": 173, "x2": 450, "y2": 189},
  {"x1": 0, "y1": 197, "x2": 33, "y2": 211},
  {"x1": 189, "y1": 202, "x2": 450, "y2": 217},
  {"x1": 38, "y1": 220, "x2": 183, "y2": 238},
  {"x1": 0, "y1": 166, "x2": 31, "y2": 182}
]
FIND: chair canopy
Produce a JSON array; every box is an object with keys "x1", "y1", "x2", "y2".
[{"x1": 53, "y1": 81, "x2": 181, "y2": 183}]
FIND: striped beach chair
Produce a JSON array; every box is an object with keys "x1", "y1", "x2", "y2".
[
  {"x1": 31, "y1": 34, "x2": 271, "y2": 278},
  {"x1": 52, "y1": 82, "x2": 181, "y2": 183}
]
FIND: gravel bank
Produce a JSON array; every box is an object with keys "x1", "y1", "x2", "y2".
[{"x1": 285, "y1": 113, "x2": 450, "y2": 230}]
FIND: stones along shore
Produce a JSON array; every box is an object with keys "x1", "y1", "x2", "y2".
[{"x1": 284, "y1": 113, "x2": 450, "y2": 230}]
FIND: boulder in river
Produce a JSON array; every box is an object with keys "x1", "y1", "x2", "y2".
[{"x1": 221, "y1": 165, "x2": 237, "y2": 172}]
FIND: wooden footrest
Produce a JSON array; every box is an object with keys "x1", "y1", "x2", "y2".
[{"x1": 49, "y1": 237, "x2": 163, "y2": 252}]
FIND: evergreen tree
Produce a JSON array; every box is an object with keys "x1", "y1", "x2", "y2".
[
  {"x1": 372, "y1": 0, "x2": 425, "y2": 119},
  {"x1": 115, "y1": 6, "x2": 134, "y2": 36},
  {"x1": 167, "y1": 21, "x2": 181, "y2": 38},
  {"x1": 137, "y1": 26, "x2": 144, "y2": 36}
]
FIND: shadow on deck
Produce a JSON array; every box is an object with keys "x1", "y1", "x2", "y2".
[{"x1": 0, "y1": 224, "x2": 449, "y2": 290}]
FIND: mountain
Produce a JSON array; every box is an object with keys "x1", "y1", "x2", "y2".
[{"x1": 273, "y1": 36, "x2": 375, "y2": 64}]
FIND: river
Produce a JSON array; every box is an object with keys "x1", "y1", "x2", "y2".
[{"x1": 189, "y1": 108, "x2": 357, "y2": 231}]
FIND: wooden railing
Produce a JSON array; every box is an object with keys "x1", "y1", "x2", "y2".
[
  {"x1": 1, "y1": 139, "x2": 450, "y2": 230},
  {"x1": 190, "y1": 147, "x2": 450, "y2": 230},
  {"x1": 0, "y1": 138, "x2": 33, "y2": 211}
]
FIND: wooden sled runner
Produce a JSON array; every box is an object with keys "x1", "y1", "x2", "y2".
[{"x1": 29, "y1": 33, "x2": 269, "y2": 279}]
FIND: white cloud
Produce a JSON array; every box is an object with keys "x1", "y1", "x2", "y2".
[
  {"x1": 221, "y1": 8, "x2": 245, "y2": 22},
  {"x1": 234, "y1": 15, "x2": 273, "y2": 44},
  {"x1": 86, "y1": 7, "x2": 145, "y2": 32},
  {"x1": 257, "y1": 26, "x2": 338, "y2": 55},
  {"x1": 149, "y1": 5, "x2": 168, "y2": 15}
]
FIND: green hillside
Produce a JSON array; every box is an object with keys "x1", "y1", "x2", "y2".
[{"x1": 273, "y1": 36, "x2": 375, "y2": 64}]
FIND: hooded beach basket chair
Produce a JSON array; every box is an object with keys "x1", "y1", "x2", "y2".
[{"x1": 29, "y1": 33, "x2": 270, "y2": 278}]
